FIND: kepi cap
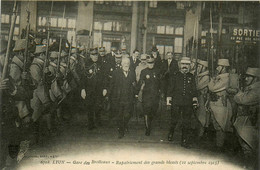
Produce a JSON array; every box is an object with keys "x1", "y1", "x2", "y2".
[
  {"x1": 246, "y1": 67, "x2": 260, "y2": 77},
  {"x1": 180, "y1": 57, "x2": 191, "y2": 64}
]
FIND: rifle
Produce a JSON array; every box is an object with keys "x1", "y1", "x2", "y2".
[
  {"x1": 2, "y1": 0, "x2": 18, "y2": 80},
  {"x1": 56, "y1": 5, "x2": 66, "y2": 78},
  {"x1": 209, "y1": 7, "x2": 214, "y2": 77},
  {"x1": 66, "y1": 36, "x2": 73, "y2": 77},
  {"x1": 23, "y1": 10, "x2": 30, "y2": 75},
  {"x1": 42, "y1": 1, "x2": 54, "y2": 83}
]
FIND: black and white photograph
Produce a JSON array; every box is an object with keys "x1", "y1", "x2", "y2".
[{"x1": 0, "y1": 0, "x2": 259, "y2": 170}]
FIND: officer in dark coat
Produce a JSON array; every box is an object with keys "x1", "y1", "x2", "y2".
[
  {"x1": 161, "y1": 52, "x2": 179, "y2": 95},
  {"x1": 130, "y1": 49, "x2": 140, "y2": 72},
  {"x1": 138, "y1": 56, "x2": 161, "y2": 136},
  {"x1": 167, "y1": 57, "x2": 198, "y2": 148},
  {"x1": 81, "y1": 48, "x2": 106, "y2": 130},
  {"x1": 108, "y1": 57, "x2": 136, "y2": 138}
]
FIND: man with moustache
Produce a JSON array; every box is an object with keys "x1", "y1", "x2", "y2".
[
  {"x1": 108, "y1": 57, "x2": 136, "y2": 138},
  {"x1": 81, "y1": 48, "x2": 106, "y2": 130},
  {"x1": 167, "y1": 57, "x2": 198, "y2": 148},
  {"x1": 130, "y1": 49, "x2": 141, "y2": 71},
  {"x1": 233, "y1": 67, "x2": 260, "y2": 169}
]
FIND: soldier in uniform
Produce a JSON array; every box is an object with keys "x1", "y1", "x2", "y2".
[
  {"x1": 208, "y1": 59, "x2": 233, "y2": 151},
  {"x1": 167, "y1": 57, "x2": 198, "y2": 148},
  {"x1": 0, "y1": 39, "x2": 21, "y2": 169},
  {"x1": 233, "y1": 67, "x2": 260, "y2": 169},
  {"x1": 130, "y1": 49, "x2": 140, "y2": 71},
  {"x1": 81, "y1": 48, "x2": 106, "y2": 130},
  {"x1": 194, "y1": 60, "x2": 210, "y2": 140},
  {"x1": 108, "y1": 57, "x2": 136, "y2": 138},
  {"x1": 138, "y1": 56, "x2": 161, "y2": 136},
  {"x1": 29, "y1": 45, "x2": 54, "y2": 143}
]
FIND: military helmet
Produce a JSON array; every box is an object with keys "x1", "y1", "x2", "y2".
[
  {"x1": 122, "y1": 53, "x2": 130, "y2": 58},
  {"x1": 89, "y1": 48, "x2": 98, "y2": 55},
  {"x1": 50, "y1": 51, "x2": 59, "y2": 59},
  {"x1": 13, "y1": 39, "x2": 27, "y2": 51},
  {"x1": 180, "y1": 57, "x2": 191, "y2": 64},
  {"x1": 34, "y1": 45, "x2": 47, "y2": 54},
  {"x1": 218, "y1": 59, "x2": 230, "y2": 67},
  {"x1": 197, "y1": 60, "x2": 208, "y2": 67},
  {"x1": 140, "y1": 54, "x2": 147, "y2": 60},
  {"x1": 246, "y1": 67, "x2": 260, "y2": 77},
  {"x1": 71, "y1": 48, "x2": 78, "y2": 54}
]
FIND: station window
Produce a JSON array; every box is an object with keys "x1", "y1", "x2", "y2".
[
  {"x1": 201, "y1": 30, "x2": 208, "y2": 36},
  {"x1": 116, "y1": 22, "x2": 121, "y2": 31},
  {"x1": 95, "y1": 1, "x2": 104, "y2": 4},
  {"x1": 94, "y1": 21, "x2": 102, "y2": 30},
  {"x1": 67, "y1": 30, "x2": 76, "y2": 46},
  {"x1": 165, "y1": 26, "x2": 174, "y2": 34},
  {"x1": 156, "y1": 45, "x2": 164, "y2": 56},
  {"x1": 149, "y1": 1, "x2": 157, "y2": 8},
  {"x1": 93, "y1": 32, "x2": 102, "y2": 47},
  {"x1": 174, "y1": 37, "x2": 183, "y2": 53},
  {"x1": 50, "y1": 18, "x2": 57, "y2": 27},
  {"x1": 1, "y1": 14, "x2": 10, "y2": 24},
  {"x1": 68, "y1": 19, "x2": 76, "y2": 28},
  {"x1": 201, "y1": 39, "x2": 206, "y2": 45},
  {"x1": 38, "y1": 16, "x2": 47, "y2": 26},
  {"x1": 165, "y1": 46, "x2": 173, "y2": 54},
  {"x1": 175, "y1": 27, "x2": 184, "y2": 35},
  {"x1": 14, "y1": 27, "x2": 19, "y2": 35},
  {"x1": 104, "y1": 22, "x2": 112, "y2": 31},
  {"x1": 15, "y1": 15, "x2": 20, "y2": 24},
  {"x1": 58, "y1": 18, "x2": 66, "y2": 28},
  {"x1": 157, "y1": 26, "x2": 165, "y2": 34}
]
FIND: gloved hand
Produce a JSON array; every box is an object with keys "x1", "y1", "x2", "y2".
[
  {"x1": 81, "y1": 89, "x2": 86, "y2": 99},
  {"x1": 166, "y1": 97, "x2": 172, "y2": 106},
  {"x1": 192, "y1": 97, "x2": 199, "y2": 110},
  {"x1": 103, "y1": 89, "x2": 107, "y2": 96},
  {"x1": 0, "y1": 78, "x2": 10, "y2": 90}
]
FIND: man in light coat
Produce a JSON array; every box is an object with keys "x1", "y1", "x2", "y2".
[
  {"x1": 208, "y1": 59, "x2": 233, "y2": 151},
  {"x1": 233, "y1": 67, "x2": 260, "y2": 169},
  {"x1": 195, "y1": 60, "x2": 210, "y2": 139}
]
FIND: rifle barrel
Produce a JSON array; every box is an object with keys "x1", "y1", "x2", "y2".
[{"x1": 2, "y1": 1, "x2": 18, "y2": 80}]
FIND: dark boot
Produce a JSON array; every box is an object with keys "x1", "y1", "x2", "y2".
[
  {"x1": 144, "y1": 116, "x2": 150, "y2": 136},
  {"x1": 181, "y1": 129, "x2": 191, "y2": 149},
  {"x1": 168, "y1": 132, "x2": 174, "y2": 141},
  {"x1": 31, "y1": 121, "x2": 40, "y2": 145},
  {"x1": 118, "y1": 128, "x2": 124, "y2": 139}
]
